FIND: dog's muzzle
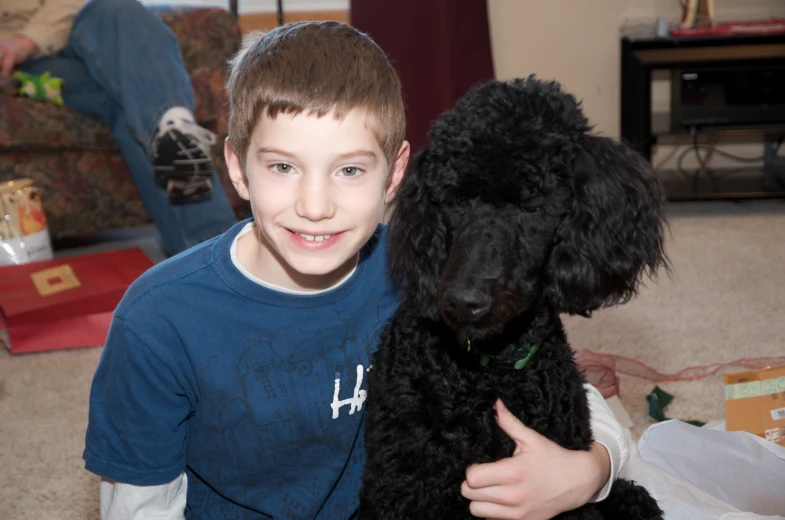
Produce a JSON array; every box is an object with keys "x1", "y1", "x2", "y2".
[{"x1": 440, "y1": 287, "x2": 491, "y2": 323}]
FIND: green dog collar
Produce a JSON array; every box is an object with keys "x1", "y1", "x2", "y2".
[{"x1": 457, "y1": 331, "x2": 541, "y2": 370}]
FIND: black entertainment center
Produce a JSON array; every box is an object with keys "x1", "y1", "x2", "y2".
[
  {"x1": 671, "y1": 62, "x2": 785, "y2": 132},
  {"x1": 621, "y1": 29, "x2": 785, "y2": 199}
]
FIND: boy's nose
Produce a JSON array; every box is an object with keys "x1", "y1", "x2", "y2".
[{"x1": 295, "y1": 178, "x2": 336, "y2": 221}]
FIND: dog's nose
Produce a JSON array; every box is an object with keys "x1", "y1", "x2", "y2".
[{"x1": 441, "y1": 288, "x2": 491, "y2": 322}]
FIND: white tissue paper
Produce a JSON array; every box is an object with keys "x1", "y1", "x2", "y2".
[{"x1": 622, "y1": 420, "x2": 785, "y2": 520}]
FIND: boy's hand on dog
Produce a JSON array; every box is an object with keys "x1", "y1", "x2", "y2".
[{"x1": 460, "y1": 399, "x2": 611, "y2": 520}]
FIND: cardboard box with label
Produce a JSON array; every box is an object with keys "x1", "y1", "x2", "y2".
[{"x1": 725, "y1": 364, "x2": 785, "y2": 447}]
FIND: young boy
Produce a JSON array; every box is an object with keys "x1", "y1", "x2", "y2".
[{"x1": 84, "y1": 22, "x2": 629, "y2": 519}]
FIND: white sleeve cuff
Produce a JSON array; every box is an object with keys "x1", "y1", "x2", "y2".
[
  {"x1": 591, "y1": 426, "x2": 621, "y2": 501},
  {"x1": 584, "y1": 383, "x2": 629, "y2": 502},
  {"x1": 100, "y1": 472, "x2": 188, "y2": 520}
]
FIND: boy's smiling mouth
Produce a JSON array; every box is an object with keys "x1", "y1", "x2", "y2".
[
  {"x1": 284, "y1": 227, "x2": 345, "y2": 248},
  {"x1": 295, "y1": 232, "x2": 333, "y2": 242}
]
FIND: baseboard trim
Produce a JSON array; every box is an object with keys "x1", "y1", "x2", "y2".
[{"x1": 238, "y1": 10, "x2": 350, "y2": 33}]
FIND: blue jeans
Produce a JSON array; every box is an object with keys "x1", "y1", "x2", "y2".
[{"x1": 21, "y1": 0, "x2": 237, "y2": 254}]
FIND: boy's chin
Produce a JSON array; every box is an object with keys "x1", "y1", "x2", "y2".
[{"x1": 285, "y1": 256, "x2": 358, "y2": 286}]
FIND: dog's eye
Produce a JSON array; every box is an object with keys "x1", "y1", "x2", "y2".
[
  {"x1": 520, "y1": 205, "x2": 538, "y2": 214},
  {"x1": 457, "y1": 197, "x2": 470, "y2": 208}
]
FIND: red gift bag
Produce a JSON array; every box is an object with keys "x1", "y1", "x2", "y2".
[{"x1": 0, "y1": 248, "x2": 153, "y2": 354}]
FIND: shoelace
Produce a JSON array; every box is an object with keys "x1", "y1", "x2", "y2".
[{"x1": 165, "y1": 119, "x2": 218, "y2": 159}]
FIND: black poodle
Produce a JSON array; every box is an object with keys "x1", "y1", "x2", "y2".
[{"x1": 359, "y1": 77, "x2": 667, "y2": 519}]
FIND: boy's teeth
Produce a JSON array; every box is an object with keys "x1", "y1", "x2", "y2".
[{"x1": 295, "y1": 232, "x2": 332, "y2": 242}]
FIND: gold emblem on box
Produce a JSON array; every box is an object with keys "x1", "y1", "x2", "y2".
[{"x1": 30, "y1": 265, "x2": 81, "y2": 297}]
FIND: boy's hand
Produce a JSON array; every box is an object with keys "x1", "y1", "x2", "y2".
[
  {"x1": 0, "y1": 35, "x2": 39, "y2": 77},
  {"x1": 461, "y1": 399, "x2": 610, "y2": 520}
]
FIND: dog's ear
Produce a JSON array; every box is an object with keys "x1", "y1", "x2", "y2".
[
  {"x1": 388, "y1": 146, "x2": 447, "y2": 320},
  {"x1": 545, "y1": 135, "x2": 667, "y2": 315}
]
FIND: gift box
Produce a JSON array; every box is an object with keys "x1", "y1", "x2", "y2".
[
  {"x1": 725, "y1": 364, "x2": 785, "y2": 447},
  {"x1": 0, "y1": 248, "x2": 153, "y2": 354}
]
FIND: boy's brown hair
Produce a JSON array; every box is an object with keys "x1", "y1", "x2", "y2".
[{"x1": 226, "y1": 21, "x2": 406, "y2": 173}]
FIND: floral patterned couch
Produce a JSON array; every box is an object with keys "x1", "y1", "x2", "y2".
[{"x1": 0, "y1": 7, "x2": 248, "y2": 239}]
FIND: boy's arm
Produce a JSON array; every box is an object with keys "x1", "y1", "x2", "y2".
[
  {"x1": 101, "y1": 474, "x2": 187, "y2": 520},
  {"x1": 460, "y1": 384, "x2": 628, "y2": 519},
  {"x1": 84, "y1": 316, "x2": 192, "y2": 489}
]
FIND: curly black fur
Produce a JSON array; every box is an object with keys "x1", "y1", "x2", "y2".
[{"x1": 359, "y1": 78, "x2": 667, "y2": 519}]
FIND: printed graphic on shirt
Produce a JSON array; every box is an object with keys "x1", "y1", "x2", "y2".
[
  {"x1": 331, "y1": 364, "x2": 372, "y2": 419},
  {"x1": 188, "y1": 303, "x2": 389, "y2": 519}
]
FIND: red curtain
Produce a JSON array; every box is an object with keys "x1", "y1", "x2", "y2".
[{"x1": 350, "y1": 0, "x2": 495, "y2": 154}]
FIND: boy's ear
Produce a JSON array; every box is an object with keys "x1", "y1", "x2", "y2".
[
  {"x1": 384, "y1": 140, "x2": 410, "y2": 204},
  {"x1": 225, "y1": 137, "x2": 250, "y2": 201}
]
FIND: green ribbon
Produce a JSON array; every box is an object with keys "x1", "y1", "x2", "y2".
[{"x1": 647, "y1": 386, "x2": 705, "y2": 427}]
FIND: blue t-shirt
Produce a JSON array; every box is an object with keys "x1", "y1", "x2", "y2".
[{"x1": 84, "y1": 220, "x2": 398, "y2": 519}]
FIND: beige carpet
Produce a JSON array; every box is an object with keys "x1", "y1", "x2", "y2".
[{"x1": 1, "y1": 200, "x2": 784, "y2": 520}]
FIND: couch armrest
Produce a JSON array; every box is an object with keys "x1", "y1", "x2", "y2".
[{"x1": 148, "y1": 6, "x2": 241, "y2": 76}]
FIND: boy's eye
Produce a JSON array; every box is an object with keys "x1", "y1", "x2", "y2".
[
  {"x1": 341, "y1": 167, "x2": 362, "y2": 177},
  {"x1": 273, "y1": 163, "x2": 292, "y2": 174}
]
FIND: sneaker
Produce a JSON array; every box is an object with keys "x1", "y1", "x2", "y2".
[
  {"x1": 153, "y1": 120, "x2": 218, "y2": 203},
  {"x1": 167, "y1": 177, "x2": 214, "y2": 205}
]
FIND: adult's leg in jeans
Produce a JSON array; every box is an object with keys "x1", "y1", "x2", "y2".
[
  {"x1": 21, "y1": 54, "x2": 229, "y2": 254},
  {"x1": 61, "y1": 0, "x2": 236, "y2": 253},
  {"x1": 20, "y1": 55, "x2": 113, "y2": 124}
]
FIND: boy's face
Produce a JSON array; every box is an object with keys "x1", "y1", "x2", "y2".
[{"x1": 226, "y1": 109, "x2": 409, "y2": 291}]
